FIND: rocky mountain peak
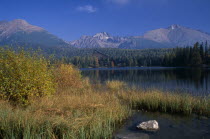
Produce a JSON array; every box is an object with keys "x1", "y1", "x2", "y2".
[
  {"x1": 93, "y1": 32, "x2": 111, "y2": 40},
  {"x1": 10, "y1": 19, "x2": 44, "y2": 32},
  {"x1": 11, "y1": 19, "x2": 29, "y2": 25},
  {"x1": 0, "y1": 19, "x2": 44, "y2": 37},
  {"x1": 168, "y1": 24, "x2": 183, "y2": 30},
  {"x1": 0, "y1": 19, "x2": 69, "y2": 47}
]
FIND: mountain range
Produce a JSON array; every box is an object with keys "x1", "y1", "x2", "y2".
[
  {"x1": 1, "y1": 19, "x2": 210, "y2": 49},
  {"x1": 71, "y1": 24, "x2": 210, "y2": 49}
]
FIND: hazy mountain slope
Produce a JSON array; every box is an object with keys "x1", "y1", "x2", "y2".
[
  {"x1": 0, "y1": 19, "x2": 69, "y2": 47},
  {"x1": 70, "y1": 35, "x2": 101, "y2": 48},
  {"x1": 167, "y1": 25, "x2": 210, "y2": 46},
  {"x1": 144, "y1": 24, "x2": 210, "y2": 46},
  {"x1": 143, "y1": 28, "x2": 170, "y2": 43},
  {"x1": 119, "y1": 38, "x2": 172, "y2": 49}
]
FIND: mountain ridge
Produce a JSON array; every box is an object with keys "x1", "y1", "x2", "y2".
[
  {"x1": 0, "y1": 19, "x2": 69, "y2": 48},
  {"x1": 70, "y1": 24, "x2": 210, "y2": 49}
]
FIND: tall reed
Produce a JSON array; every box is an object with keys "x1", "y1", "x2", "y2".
[{"x1": 118, "y1": 89, "x2": 210, "y2": 117}]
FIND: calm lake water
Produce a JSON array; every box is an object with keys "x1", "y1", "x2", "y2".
[
  {"x1": 81, "y1": 67, "x2": 210, "y2": 139},
  {"x1": 114, "y1": 111, "x2": 210, "y2": 139},
  {"x1": 81, "y1": 67, "x2": 210, "y2": 96}
]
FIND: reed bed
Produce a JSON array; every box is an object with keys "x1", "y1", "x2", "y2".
[{"x1": 118, "y1": 89, "x2": 210, "y2": 117}]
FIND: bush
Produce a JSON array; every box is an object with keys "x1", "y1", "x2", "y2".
[
  {"x1": 0, "y1": 48, "x2": 55, "y2": 104},
  {"x1": 55, "y1": 64, "x2": 83, "y2": 88}
]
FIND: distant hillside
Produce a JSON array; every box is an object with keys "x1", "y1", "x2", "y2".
[
  {"x1": 0, "y1": 19, "x2": 69, "y2": 48},
  {"x1": 143, "y1": 24, "x2": 210, "y2": 46}
]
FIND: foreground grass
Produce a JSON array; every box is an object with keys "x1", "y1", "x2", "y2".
[
  {"x1": 0, "y1": 81, "x2": 209, "y2": 139},
  {"x1": 0, "y1": 87, "x2": 130, "y2": 139}
]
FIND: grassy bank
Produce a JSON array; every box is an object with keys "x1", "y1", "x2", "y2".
[
  {"x1": 105, "y1": 81, "x2": 210, "y2": 117},
  {"x1": 0, "y1": 87, "x2": 130, "y2": 139}
]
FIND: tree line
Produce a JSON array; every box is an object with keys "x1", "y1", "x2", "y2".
[
  {"x1": 60, "y1": 48, "x2": 170, "y2": 68},
  {"x1": 5, "y1": 42, "x2": 208, "y2": 68},
  {"x1": 163, "y1": 42, "x2": 210, "y2": 67}
]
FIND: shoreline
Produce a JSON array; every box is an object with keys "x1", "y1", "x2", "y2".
[{"x1": 80, "y1": 66, "x2": 210, "y2": 71}]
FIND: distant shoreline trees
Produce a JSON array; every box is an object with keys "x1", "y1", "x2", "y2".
[
  {"x1": 61, "y1": 42, "x2": 210, "y2": 68},
  {"x1": 163, "y1": 41, "x2": 210, "y2": 67}
]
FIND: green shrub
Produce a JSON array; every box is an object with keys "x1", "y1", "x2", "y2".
[{"x1": 0, "y1": 48, "x2": 55, "y2": 104}]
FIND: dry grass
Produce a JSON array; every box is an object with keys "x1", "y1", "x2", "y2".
[
  {"x1": 106, "y1": 80, "x2": 126, "y2": 91},
  {"x1": 0, "y1": 84, "x2": 130, "y2": 139}
]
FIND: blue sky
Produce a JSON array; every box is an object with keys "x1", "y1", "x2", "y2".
[{"x1": 0, "y1": 0, "x2": 210, "y2": 41}]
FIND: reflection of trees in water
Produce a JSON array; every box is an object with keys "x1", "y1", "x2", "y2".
[
  {"x1": 173, "y1": 68, "x2": 209, "y2": 90},
  {"x1": 83, "y1": 69, "x2": 174, "y2": 82},
  {"x1": 81, "y1": 68, "x2": 210, "y2": 94}
]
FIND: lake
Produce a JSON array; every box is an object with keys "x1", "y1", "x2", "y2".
[
  {"x1": 81, "y1": 67, "x2": 210, "y2": 96},
  {"x1": 81, "y1": 67, "x2": 210, "y2": 139}
]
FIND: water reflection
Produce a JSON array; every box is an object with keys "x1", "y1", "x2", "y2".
[
  {"x1": 81, "y1": 67, "x2": 210, "y2": 96},
  {"x1": 114, "y1": 111, "x2": 210, "y2": 139}
]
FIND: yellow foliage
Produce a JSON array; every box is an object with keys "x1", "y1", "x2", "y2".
[
  {"x1": 54, "y1": 64, "x2": 83, "y2": 88},
  {"x1": 0, "y1": 48, "x2": 55, "y2": 104}
]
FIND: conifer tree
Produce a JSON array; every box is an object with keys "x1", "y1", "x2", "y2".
[{"x1": 191, "y1": 42, "x2": 202, "y2": 66}]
